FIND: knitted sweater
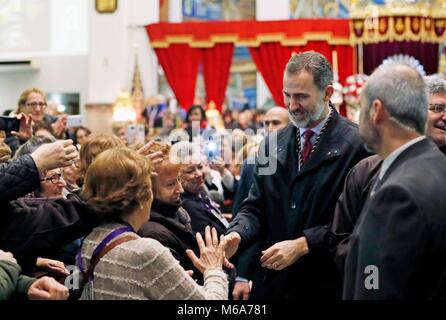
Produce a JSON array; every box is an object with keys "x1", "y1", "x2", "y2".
[{"x1": 80, "y1": 222, "x2": 228, "y2": 300}]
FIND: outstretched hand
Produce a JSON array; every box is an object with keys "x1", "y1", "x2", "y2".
[
  {"x1": 260, "y1": 237, "x2": 309, "y2": 271},
  {"x1": 186, "y1": 226, "x2": 227, "y2": 274},
  {"x1": 136, "y1": 140, "x2": 164, "y2": 177},
  {"x1": 31, "y1": 139, "x2": 78, "y2": 173},
  {"x1": 51, "y1": 115, "x2": 68, "y2": 139},
  {"x1": 224, "y1": 232, "x2": 241, "y2": 259},
  {"x1": 11, "y1": 113, "x2": 33, "y2": 141}
]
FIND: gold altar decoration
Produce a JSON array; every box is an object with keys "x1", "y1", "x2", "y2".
[
  {"x1": 131, "y1": 50, "x2": 146, "y2": 124},
  {"x1": 113, "y1": 90, "x2": 136, "y2": 123},
  {"x1": 349, "y1": 1, "x2": 446, "y2": 44}
]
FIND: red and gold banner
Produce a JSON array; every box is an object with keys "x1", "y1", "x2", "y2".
[
  {"x1": 349, "y1": 2, "x2": 446, "y2": 44},
  {"x1": 146, "y1": 19, "x2": 351, "y2": 48},
  {"x1": 350, "y1": 16, "x2": 446, "y2": 44},
  {"x1": 145, "y1": 20, "x2": 354, "y2": 109}
]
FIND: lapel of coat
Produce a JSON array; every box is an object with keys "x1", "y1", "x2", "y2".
[{"x1": 256, "y1": 124, "x2": 298, "y2": 180}]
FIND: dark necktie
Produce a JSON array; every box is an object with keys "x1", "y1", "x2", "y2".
[{"x1": 302, "y1": 130, "x2": 315, "y2": 163}]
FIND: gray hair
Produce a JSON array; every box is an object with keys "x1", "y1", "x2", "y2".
[
  {"x1": 424, "y1": 74, "x2": 446, "y2": 95},
  {"x1": 362, "y1": 62, "x2": 427, "y2": 134},
  {"x1": 13, "y1": 135, "x2": 56, "y2": 159},
  {"x1": 285, "y1": 51, "x2": 333, "y2": 92}
]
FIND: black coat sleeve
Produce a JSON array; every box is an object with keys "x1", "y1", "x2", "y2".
[
  {"x1": 328, "y1": 156, "x2": 381, "y2": 275},
  {"x1": 0, "y1": 198, "x2": 94, "y2": 275},
  {"x1": 302, "y1": 142, "x2": 371, "y2": 253},
  {"x1": 235, "y1": 240, "x2": 263, "y2": 279},
  {"x1": 227, "y1": 161, "x2": 266, "y2": 249},
  {"x1": 0, "y1": 155, "x2": 40, "y2": 203},
  {"x1": 4, "y1": 134, "x2": 21, "y2": 156},
  {"x1": 231, "y1": 161, "x2": 255, "y2": 218},
  {"x1": 328, "y1": 162, "x2": 368, "y2": 273}
]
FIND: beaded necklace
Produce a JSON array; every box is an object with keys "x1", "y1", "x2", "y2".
[{"x1": 296, "y1": 106, "x2": 333, "y2": 169}]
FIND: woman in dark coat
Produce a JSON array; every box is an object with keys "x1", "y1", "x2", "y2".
[{"x1": 136, "y1": 142, "x2": 202, "y2": 283}]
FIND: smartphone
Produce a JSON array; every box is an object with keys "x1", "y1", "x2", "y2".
[
  {"x1": 204, "y1": 141, "x2": 221, "y2": 162},
  {"x1": 66, "y1": 115, "x2": 85, "y2": 128},
  {"x1": 0, "y1": 116, "x2": 20, "y2": 132},
  {"x1": 125, "y1": 124, "x2": 145, "y2": 145}
]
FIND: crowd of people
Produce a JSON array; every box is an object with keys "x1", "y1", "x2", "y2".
[{"x1": 1, "y1": 50, "x2": 445, "y2": 300}]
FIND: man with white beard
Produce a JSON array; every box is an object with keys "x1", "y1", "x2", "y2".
[{"x1": 225, "y1": 51, "x2": 369, "y2": 300}]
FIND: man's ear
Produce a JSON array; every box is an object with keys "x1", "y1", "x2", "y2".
[
  {"x1": 323, "y1": 85, "x2": 334, "y2": 101},
  {"x1": 370, "y1": 99, "x2": 388, "y2": 126}
]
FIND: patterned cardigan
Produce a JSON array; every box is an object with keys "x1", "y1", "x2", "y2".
[{"x1": 79, "y1": 222, "x2": 228, "y2": 300}]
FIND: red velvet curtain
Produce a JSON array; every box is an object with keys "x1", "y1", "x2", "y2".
[
  {"x1": 333, "y1": 45, "x2": 355, "y2": 84},
  {"x1": 301, "y1": 41, "x2": 332, "y2": 62},
  {"x1": 147, "y1": 20, "x2": 353, "y2": 111},
  {"x1": 155, "y1": 44, "x2": 201, "y2": 110},
  {"x1": 249, "y1": 43, "x2": 295, "y2": 107},
  {"x1": 363, "y1": 41, "x2": 439, "y2": 75},
  {"x1": 201, "y1": 43, "x2": 234, "y2": 111},
  {"x1": 154, "y1": 42, "x2": 353, "y2": 111}
]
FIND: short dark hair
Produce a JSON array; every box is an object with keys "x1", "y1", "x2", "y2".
[
  {"x1": 285, "y1": 51, "x2": 333, "y2": 92},
  {"x1": 186, "y1": 105, "x2": 206, "y2": 124}
]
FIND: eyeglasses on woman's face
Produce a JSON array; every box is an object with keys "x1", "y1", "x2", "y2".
[
  {"x1": 25, "y1": 101, "x2": 47, "y2": 110},
  {"x1": 40, "y1": 173, "x2": 63, "y2": 184}
]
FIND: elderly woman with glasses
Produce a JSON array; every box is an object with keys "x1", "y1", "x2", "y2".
[
  {"x1": 17, "y1": 88, "x2": 50, "y2": 124},
  {"x1": 10, "y1": 136, "x2": 76, "y2": 278},
  {"x1": 15, "y1": 136, "x2": 66, "y2": 197},
  {"x1": 79, "y1": 147, "x2": 228, "y2": 299},
  {"x1": 174, "y1": 142, "x2": 229, "y2": 239},
  {"x1": 37, "y1": 168, "x2": 67, "y2": 199},
  {"x1": 6, "y1": 88, "x2": 70, "y2": 155}
]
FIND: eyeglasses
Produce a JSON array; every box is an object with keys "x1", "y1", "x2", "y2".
[
  {"x1": 40, "y1": 173, "x2": 63, "y2": 184},
  {"x1": 25, "y1": 101, "x2": 47, "y2": 109},
  {"x1": 429, "y1": 104, "x2": 446, "y2": 114}
]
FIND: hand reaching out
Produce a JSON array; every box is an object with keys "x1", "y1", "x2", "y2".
[
  {"x1": 186, "y1": 226, "x2": 227, "y2": 274},
  {"x1": 11, "y1": 113, "x2": 33, "y2": 141},
  {"x1": 51, "y1": 115, "x2": 68, "y2": 139},
  {"x1": 136, "y1": 140, "x2": 165, "y2": 177},
  {"x1": 260, "y1": 237, "x2": 309, "y2": 271},
  {"x1": 31, "y1": 139, "x2": 78, "y2": 173},
  {"x1": 224, "y1": 232, "x2": 241, "y2": 259}
]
